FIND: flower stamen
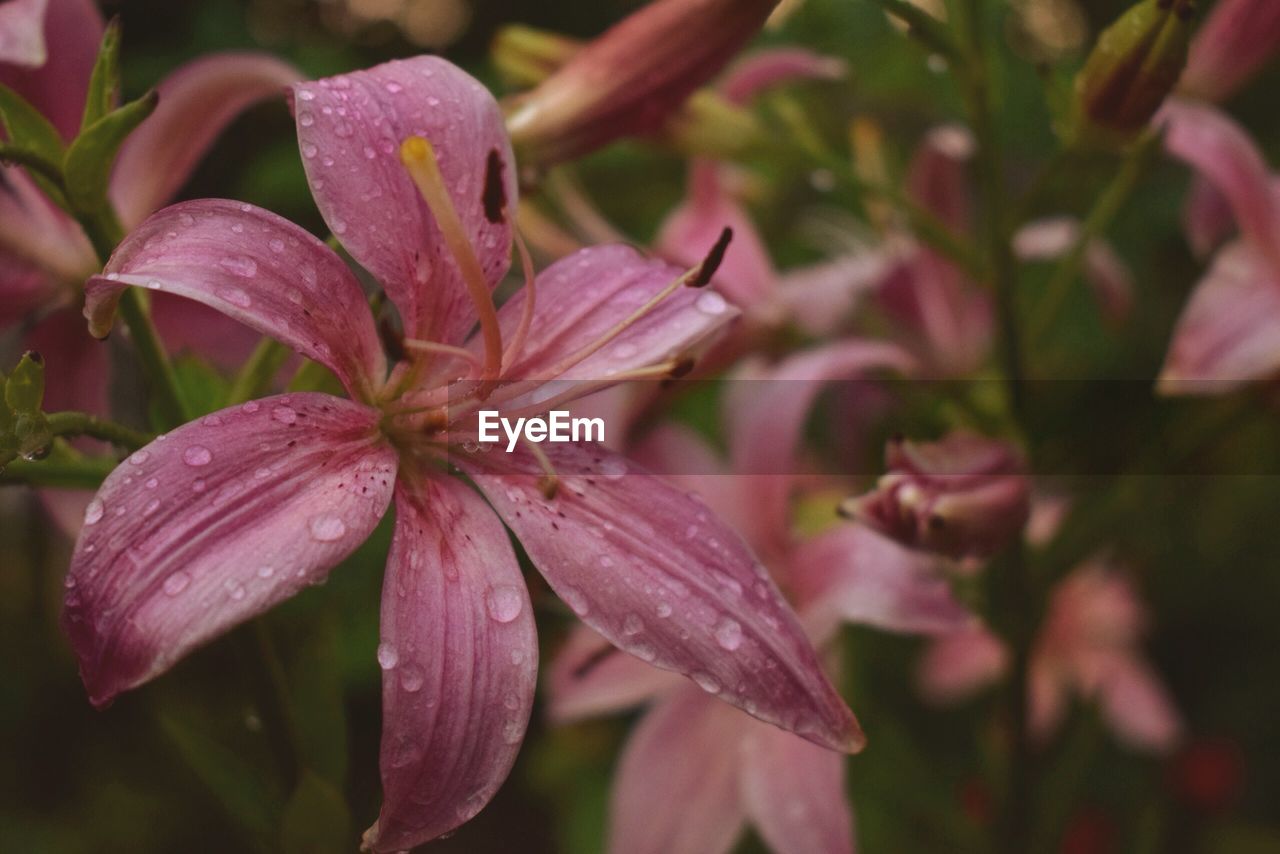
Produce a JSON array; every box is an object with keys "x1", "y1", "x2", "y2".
[{"x1": 399, "y1": 136, "x2": 505, "y2": 381}]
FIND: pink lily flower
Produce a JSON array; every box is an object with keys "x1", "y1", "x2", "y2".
[
  {"x1": 1156, "y1": 99, "x2": 1280, "y2": 394},
  {"x1": 1181, "y1": 0, "x2": 1280, "y2": 104},
  {"x1": 841, "y1": 432, "x2": 1031, "y2": 562},
  {"x1": 549, "y1": 343, "x2": 975, "y2": 854},
  {"x1": 655, "y1": 49, "x2": 889, "y2": 337},
  {"x1": 919, "y1": 561, "x2": 1182, "y2": 753},
  {"x1": 63, "y1": 56, "x2": 863, "y2": 851}
]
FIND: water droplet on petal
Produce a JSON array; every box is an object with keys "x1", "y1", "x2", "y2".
[
  {"x1": 656, "y1": 601, "x2": 673, "y2": 618},
  {"x1": 224, "y1": 579, "x2": 246, "y2": 600},
  {"x1": 271, "y1": 405, "x2": 297, "y2": 425},
  {"x1": 302, "y1": 142, "x2": 318, "y2": 159},
  {"x1": 183, "y1": 445, "x2": 212, "y2": 467},
  {"x1": 84, "y1": 499, "x2": 104, "y2": 525},
  {"x1": 695, "y1": 291, "x2": 728, "y2": 316},
  {"x1": 561, "y1": 586, "x2": 590, "y2": 616},
  {"x1": 714, "y1": 617, "x2": 743, "y2": 651},
  {"x1": 163, "y1": 571, "x2": 191, "y2": 595},
  {"x1": 692, "y1": 672, "x2": 721, "y2": 694},
  {"x1": 129, "y1": 450, "x2": 150, "y2": 465},
  {"x1": 485, "y1": 585, "x2": 524, "y2": 623},
  {"x1": 269, "y1": 238, "x2": 285, "y2": 254},
  {"x1": 309, "y1": 515, "x2": 346, "y2": 542},
  {"x1": 622, "y1": 613, "x2": 644, "y2": 635},
  {"x1": 399, "y1": 664, "x2": 424, "y2": 692},
  {"x1": 377, "y1": 643, "x2": 399, "y2": 669},
  {"x1": 257, "y1": 566, "x2": 275, "y2": 579},
  {"x1": 143, "y1": 498, "x2": 161, "y2": 517},
  {"x1": 600, "y1": 458, "x2": 627, "y2": 480}
]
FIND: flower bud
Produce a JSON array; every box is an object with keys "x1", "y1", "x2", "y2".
[
  {"x1": 841, "y1": 433, "x2": 1030, "y2": 560},
  {"x1": 505, "y1": 0, "x2": 780, "y2": 167},
  {"x1": 1071, "y1": 0, "x2": 1195, "y2": 147},
  {"x1": 4, "y1": 350, "x2": 45, "y2": 415},
  {"x1": 491, "y1": 25, "x2": 582, "y2": 88},
  {"x1": 1181, "y1": 0, "x2": 1280, "y2": 102}
]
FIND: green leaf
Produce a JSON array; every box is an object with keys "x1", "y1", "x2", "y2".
[
  {"x1": 81, "y1": 18, "x2": 123, "y2": 131},
  {"x1": 5, "y1": 351, "x2": 45, "y2": 414},
  {"x1": 63, "y1": 89, "x2": 158, "y2": 215},
  {"x1": 279, "y1": 772, "x2": 351, "y2": 854},
  {"x1": 0, "y1": 83, "x2": 65, "y2": 164}
]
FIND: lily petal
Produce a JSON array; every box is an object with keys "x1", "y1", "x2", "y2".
[
  {"x1": 366, "y1": 476, "x2": 537, "y2": 852},
  {"x1": 724, "y1": 342, "x2": 915, "y2": 552},
  {"x1": 720, "y1": 48, "x2": 847, "y2": 105},
  {"x1": 1160, "y1": 100, "x2": 1280, "y2": 263},
  {"x1": 111, "y1": 53, "x2": 302, "y2": 228},
  {"x1": 740, "y1": 716, "x2": 854, "y2": 854},
  {"x1": 292, "y1": 57, "x2": 516, "y2": 344},
  {"x1": 908, "y1": 125, "x2": 975, "y2": 233},
  {"x1": 1158, "y1": 240, "x2": 1280, "y2": 394},
  {"x1": 917, "y1": 625, "x2": 1008, "y2": 704},
  {"x1": 609, "y1": 687, "x2": 746, "y2": 854},
  {"x1": 62, "y1": 393, "x2": 396, "y2": 707},
  {"x1": 775, "y1": 252, "x2": 888, "y2": 337},
  {"x1": 463, "y1": 442, "x2": 864, "y2": 753},
  {"x1": 1182, "y1": 0, "x2": 1280, "y2": 103},
  {"x1": 495, "y1": 244, "x2": 738, "y2": 382},
  {"x1": 547, "y1": 623, "x2": 682, "y2": 723},
  {"x1": 0, "y1": 251, "x2": 58, "y2": 327},
  {"x1": 85, "y1": 200, "x2": 387, "y2": 401},
  {"x1": 1183, "y1": 174, "x2": 1236, "y2": 259},
  {"x1": 1096, "y1": 657, "x2": 1182, "y2": 753},
  {"x1": 0, "y1": 0, "x2": 48, "y2": 68},
  {"x1": 791, "y1": 525, "x2": 974, "y2": 645},
  {"x1": 0, "y1": 0, "x2": 101, "y2": 137},
  {"x1": 0, "y1": 167, "x2": 96, "y2": 287}
]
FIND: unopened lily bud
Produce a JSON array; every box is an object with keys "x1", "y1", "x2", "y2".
[
  {"x1": 841, "y1": 433, "x2": 1030, "y2": 560},
  {"x1": 505, "y1": 0, "x2": 780, "y2": 167},
  {"x1": 5, "y1": 351, "x2": 45, "y2": 415},
  {"x1": 1071, "y1": 0, "x2": 1196, "y2": 147},
  {"x1": 1181, "y1": 0, "x2": 1280, "y2": 102}
]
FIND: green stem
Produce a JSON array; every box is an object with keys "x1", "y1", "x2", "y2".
[
  {"x1": 1029, "y1": 130, "x2": 1160, "y2": 340},
  {"x1": 0, "y1": 454, "x2": 116, "y2": 488},
  {"x1": 45, "y1": 410, "x2": 152, "y2": 450},
  {"x1": 78, "y1": 211, "x2": 191, "y2": 430},
  {"x1": 225, "y1": 338, "x2": 290, "y2": 406}
]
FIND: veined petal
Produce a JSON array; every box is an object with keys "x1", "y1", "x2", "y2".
[
  {"x1": 0, "y1": 0, "x2": 101, "y2": 137},
  {"x1": 1160, "y1": 100, "x2": 1280, "y2": 264},
  {"x1": 462, "y1": 442, "x2": 864, "y2": 753},
  {"x1": 85, "y1": 200, "x2": 386, "y2": 401},
  {"x1": 630, "y1": 424, "x2": 754, "y2": 542},
  {"x1": 150, "y1": 292, "x2": 271, "y2": 372},
  {"x1": 609, "y1": 687, "x2": 746, "y2": 854},
  {"x1": 0, "y1": 167, "x2": 96, "y2": 285},
  {"x1": 790, "y1": 525, "x2": 974, "y2": 645},
  {"x1": 495, "y1": 244, "x2": 738, "y2": 382},
  {"x1": 366, "y1": 476, "x2": 537, "y2": 852},
  {"x1": 111, "y1": 53, "x2": 302, "y2": 228},
  {"x1": 1158, "y1": 241, "x2": 1280, "y2": 394},
  {"x1": 292, "y1": 57, "x2": 516, "y2": 344},
  {"x1": 62, "y1": 393, "x2": 396, "y2": 707},
  {"x1": 740, "y1": 716, "x2": 854, "y2": 854},
  {"x1": 725, "y1": 342, "x2": 915, "y2": 552},
  {"x1": 547, "y1": 623, "x2": 681, "y2": 723},
  {"x1": 0, "y1": 0, "x2": 47, "y2": 68}
]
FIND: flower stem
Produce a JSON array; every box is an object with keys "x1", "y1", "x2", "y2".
[
  {"x1": 45, "y1": 411, "x2": 152, "y2": 450},
  {"x1": 1029, "y1": 129, "x2": 1161, "y2": 340},
  {"x1": 0, "y1": 454, "x2": 117, "y2": 488},
  {"x1": 225, "y1": 338, "x2": 290, "y2": 406}
]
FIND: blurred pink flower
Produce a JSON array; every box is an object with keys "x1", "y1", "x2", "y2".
[
  {"x1": 550, "y1": 343, "x2": 974, "y2": 854},
  {"x1": 1181, "y1": 0, "x2": 1280, "y2": 103},
  {"x1": 506, "y1": 0, "x2": 781, "y2": 166},
  {"x1": 63, "y1": 56, "x2": 865, "y2": 851},
  {"x1": 841, "y1": 432, "x2": 1030, "y2": 561},
  {"x1": 919, "y1": 562, "x2": 1182, "y2": 753},
  {"x1": 1156, "y1": 99, "x2": 1280, "y2": 394}
]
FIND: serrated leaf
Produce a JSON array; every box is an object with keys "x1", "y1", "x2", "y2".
[
  {"x1": 63, "y1": 89, "x2": 158, "y2": 215},
  {"x1": 81, "y1": 18, "x2": 123, "y2": 131},
  {"x1": 280, "y1": 772, "x2": 350, "y2": 854},
  {"x1": 0, "y1": 83, "x2": 65, "y2": 164}
]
